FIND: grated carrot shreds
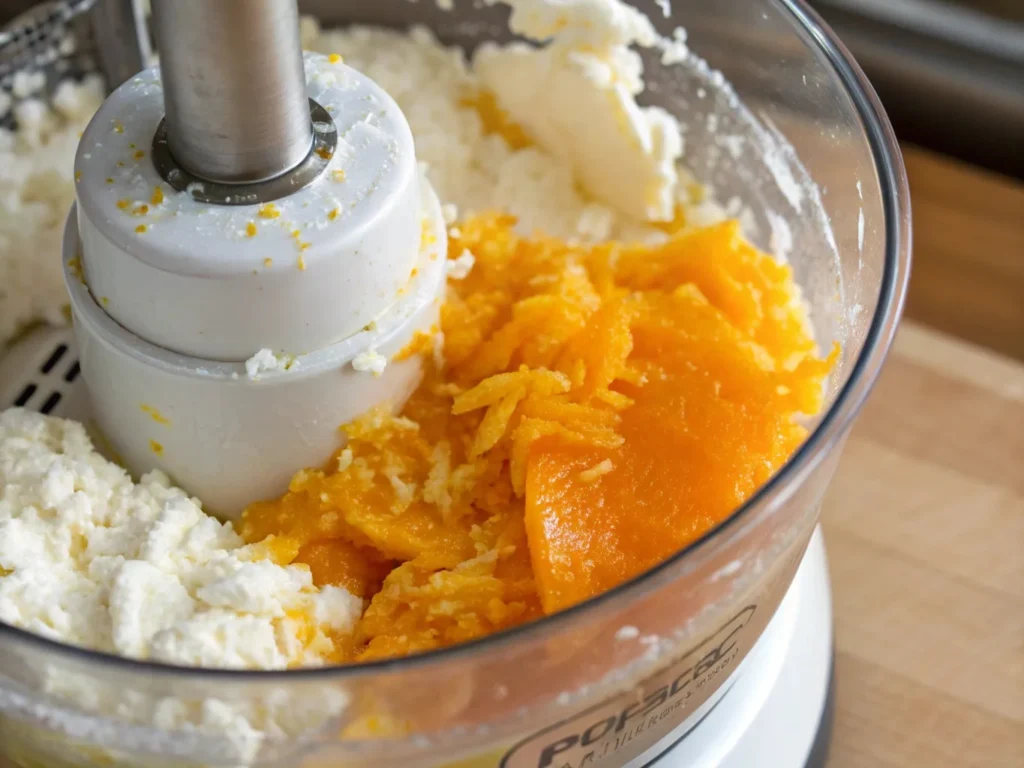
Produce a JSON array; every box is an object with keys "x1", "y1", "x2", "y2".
[{"x1": 240, "y1": 213, "x2": 838, "y2": 661}]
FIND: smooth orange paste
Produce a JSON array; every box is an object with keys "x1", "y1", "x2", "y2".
[{"x1": 240, "y1": 214, "x2": 838, "y2": 662}]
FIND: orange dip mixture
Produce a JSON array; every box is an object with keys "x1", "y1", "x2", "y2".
[{"x1": 240, "y1": 214, "x2": 837, "y2": 663}]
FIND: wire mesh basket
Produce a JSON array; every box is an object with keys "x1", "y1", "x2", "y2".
[
  {"x1": 0, "y1": 0, "x2": 95, "y2": 107},
  {"x1": 0, "y1": 0, "x2": 149, "y2": 126}
]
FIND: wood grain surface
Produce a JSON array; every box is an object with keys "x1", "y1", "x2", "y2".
[
  {"x1": 822, "y1": 326, "x2": 1024, "y2": 767},
  {"x1": 824, "y1": 144, "x2": 1024, "y2": 767},
  {"x1": 902, "y1": 145, "x2": 1024, "y2": 363}
]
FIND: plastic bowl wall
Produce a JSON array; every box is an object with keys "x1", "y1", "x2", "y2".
[{"x1": 0, "y1": 1, "x2": 910, "y2": 766}]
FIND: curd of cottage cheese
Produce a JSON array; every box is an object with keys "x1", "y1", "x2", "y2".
[
  {"x1": 0, "y1": 408, "x2": 360, "y2": 668},
  {"x1": 0, "y1": 77, "x2": 104, "y2": 349},
  {"x1": 474, "y1": 0, "x2": 684, "y2": 222},
  {"x1": 244, "y1": 348, "x2": 296, "y2": 379}
]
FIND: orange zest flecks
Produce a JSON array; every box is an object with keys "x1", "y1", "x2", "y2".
[
  {"x1": 297, "y1": 255, "x2": 307, "y2": 271},
  {"x1": 151, "y1": 186, "x2": 164, "y2": 206},
  {"x1": 246, "y1": 222, "x2": 258, "y2": 238},
  {"x1": 149, "y1": 439, "x2": 164, "y2": 456},
  {"x1": 395, "y1": 328, "x2": 436, "y2": 363},
  {"x1": 240, "y1": 214, "x2": 837, "y2": 662},
  {"x1": 66, "y1": 258, "x2": 85, "y2": 285},
  {"x1": 140, "y1": 404, "x2": 170, "y2": 426},
  {"x1": 135, "y1": 224, "x2": 147, "y2": 234},
  {"x1": 258, "y1": 203, "x2": 281, "y2": 219},
  {"x1": 461, "y1": 89, "x2": 533, "y2": 151},
  {"x1": 134, "y1": 150, "x2": 145, "y2": 160},
  {"x1": 420, "y1": 219, "x2": 437, "y2": 250},
  {"x1": 116, "y1": 199, "x2": 130, "y2": 210},
  {"x1": 652, "y1": 202, "x2": 687, "y2": 236},
  {"x1": 328, "y1": 53, "x2": 343, "y2": 64},
  {"x1": 332, "y1": 169, "x2": 346, "y2": 182},
  {"x1": 328, "y1": 207, "x2": 340, "y2": 222},
  {"x1": 263, "y1": 258, "x2": 273, "y2": 268},
  {"x1": 132, "y1": 204, "x2": 149, "y2": 216}
]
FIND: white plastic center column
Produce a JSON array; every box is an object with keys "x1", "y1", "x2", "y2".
[{"x1": 65, "y1": 54, "x2": 448, "y2": 516}]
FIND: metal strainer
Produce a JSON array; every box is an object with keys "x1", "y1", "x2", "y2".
[
  {"x1": 0, "y1": 0, "x2": 147, "y2": 124},
  {"x1": 0, "y1": 0, "x2": 93, "y2": 79}
]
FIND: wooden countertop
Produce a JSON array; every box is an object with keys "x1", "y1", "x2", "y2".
[
  {"x1": 901, "y1": 146, "x2": 1024, "y2": 363},
  {"x1": 824, "y1": 147, "x2": 1024, "y2": 767}
]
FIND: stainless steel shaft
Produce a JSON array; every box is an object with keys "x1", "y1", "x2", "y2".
[{"x1": 151, "y1": 0, "x2": 312, "y2": 184}]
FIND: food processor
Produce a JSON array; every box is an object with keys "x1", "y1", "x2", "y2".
[{"x1": 0, "y1": 0, "x2": 912, "y2": 766}]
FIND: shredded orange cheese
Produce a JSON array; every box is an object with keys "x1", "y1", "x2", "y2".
[{"x1": 241, "y1": 214, "x2": 837, "y2": 662}]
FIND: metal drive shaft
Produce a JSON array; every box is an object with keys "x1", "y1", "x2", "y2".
[{"x1": 151, "y1": 0, "x2": 312, "y2": 184}]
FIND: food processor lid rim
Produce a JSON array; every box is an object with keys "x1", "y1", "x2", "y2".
[{"x1": 0, "y1": 0, "x2": 911, "y2": 685}]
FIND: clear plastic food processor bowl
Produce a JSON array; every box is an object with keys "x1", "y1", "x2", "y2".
[{"x1": 0, "y1": 1, "x2": 911, "y2": 766}]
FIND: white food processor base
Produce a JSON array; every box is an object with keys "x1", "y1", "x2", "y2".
[
  {"x1": 631, "y1": 528, "x2": 835, "y2": 767},
  {"x1": 0, "y1": 326, "x2": 836, "y2": 768}
]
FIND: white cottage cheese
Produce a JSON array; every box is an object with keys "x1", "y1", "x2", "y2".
[
  {"x1": 352, "y1": 347, "x2": 388, "y2": 376},
  {"x1": 302, "y1": 9, "x2": 686, "y2": 244},
  {"x1": 0, "y1": 408, "x2": 361, "y2": 668},
  {"x1": 244, "y1": 348, "x2": 292, "y2": 379},
  {"x1": 0, "y1": 77, "x2": 104, "y2": 349},
  {"x1": 475, "y1": 0, "x2": 684, "y2": 221}
]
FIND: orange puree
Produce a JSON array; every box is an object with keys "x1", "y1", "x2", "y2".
[{"x1": 239, "y1": 214, "x2": 837, "y2": 661}]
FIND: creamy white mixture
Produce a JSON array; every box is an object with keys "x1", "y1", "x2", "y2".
[
  {"x1": 0, "y1": 77, "x2": 104, "y2": 348},
  {"x1": 245, "y1": 348, "x2": 295, "y2": 379},
  {"x1": 0, "y1": 408, "x2": 361, "y2": 667},
  {"x1": 474, "y1": 0, "x2": 684, "y2": 221}
]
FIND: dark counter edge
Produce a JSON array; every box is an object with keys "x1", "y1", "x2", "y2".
[{"x1": 811, "y1": 1, "x2": 1024, "y2": 180}]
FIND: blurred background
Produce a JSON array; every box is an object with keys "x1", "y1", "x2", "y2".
[
  {"x1": 811, "y1": 0, "x2": 1024, "y2": 364},
  {"x1": 814, "y1": 0, "x2": 1023, "y2": 178}
]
